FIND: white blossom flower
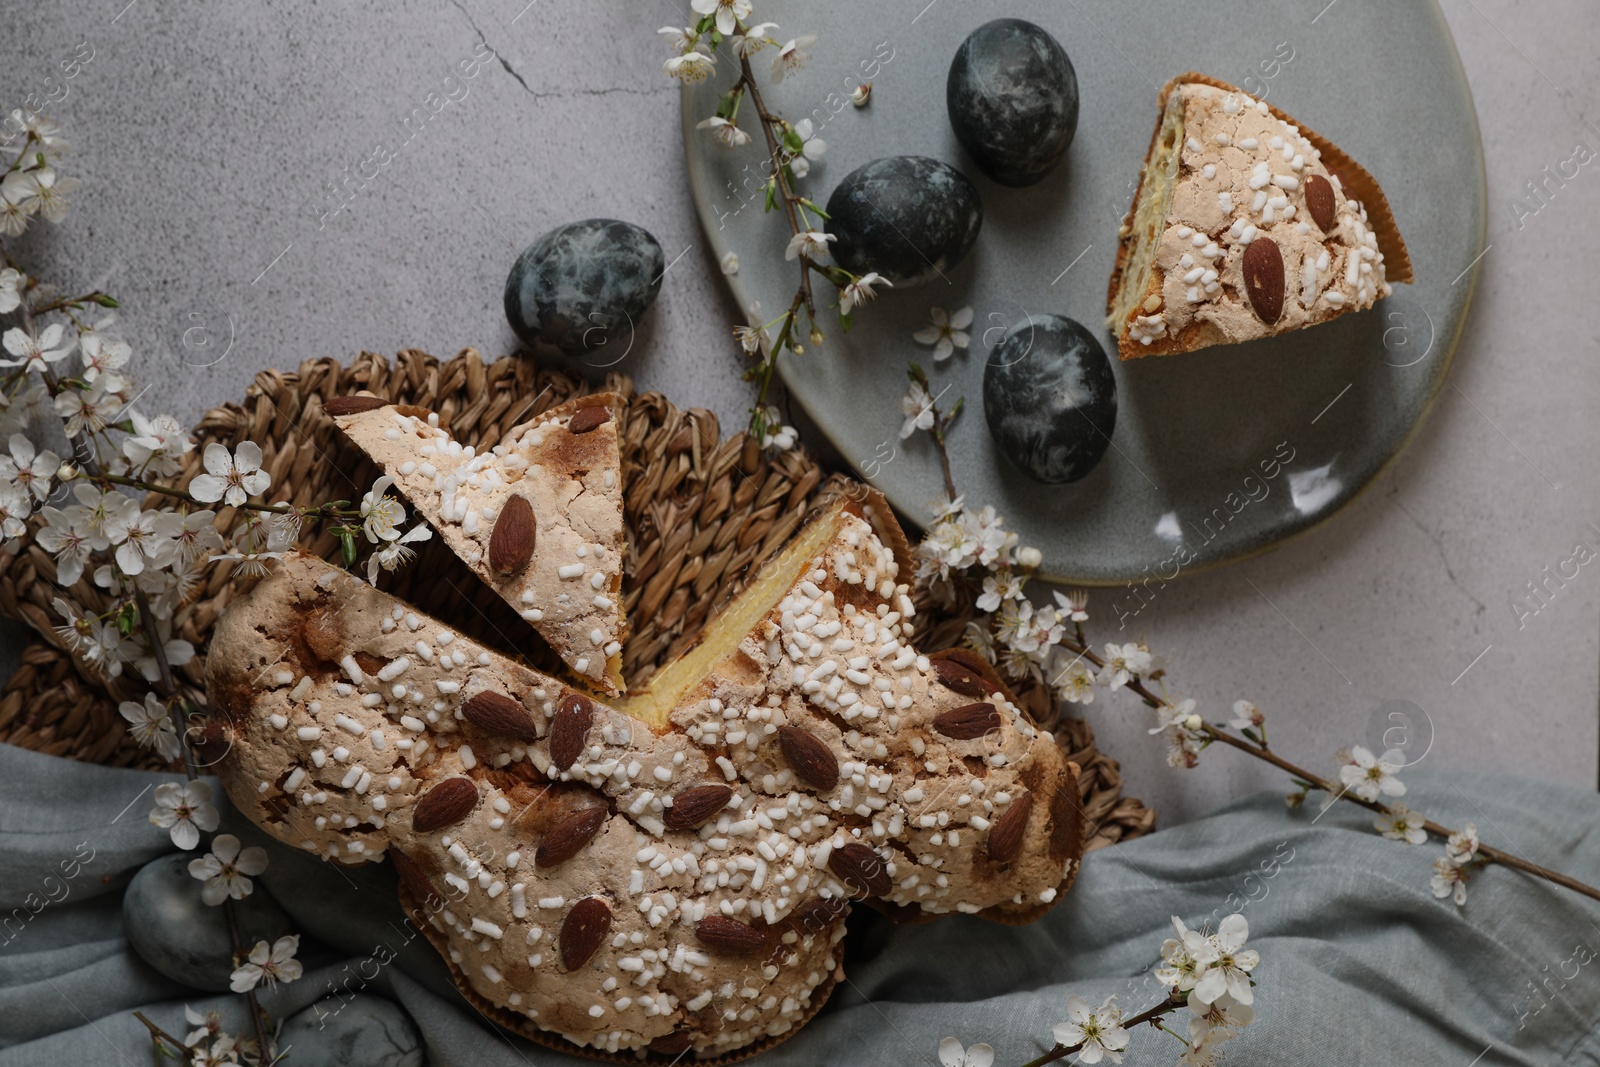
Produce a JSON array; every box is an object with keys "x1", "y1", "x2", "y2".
[
  {"x1": 119, "y1": 692, "x2": 180, "y2": 763},
  {"x1": 366, "y1": 522, "x2": 432, "y2": 584},
  {"x1": 0, "y1": 433, "x2": 57, "y2": 503},
  {"x1": 840, "y1": 271, "x2": 888, "y2": 315},
  {"x1": 1098, "y1": 642, "x2": 1152, "y2": 690},
  {"x1": 913, "y1": 306, "x2": 973, "y2": 362},
  {"x1": 188, "y1": 1035, "x2": 242, "y2": 1067},
  {"x1": 691, "y1": 0, "x2": 751, "y2": 36},
  {"x1": 0, "y1": 267, "x2": 20, "y2": 313},
  {"x1": 149, "y1": 780, "x2": 219, "y2": 850},
  {"x1": 30, "y1": 167, "x2": 81, "y2": 222},
  {"x1": 1339, "y1": 745, "x2": 1407, "y2": 802},
  {"x1": 1052, "y1": 994, "x2": 1130, "y2": 1064},
  {"x1": 720, "y1": 251, "x2": 740, "y2": 275},
  {"x1": 786, "y1": 118, "x2": 827, "y2": 178},
  {"x1": 657, "y1": 25, "x2": 696, "y2": 54},
  {"x1": 1446, "y1": 822, "x2": 1479, "y2": 865},
  {"x1": 169, "y1": 510, "x2": 224, "y2": 563},
  {"x1": 0, "y1": 483, "x2": 30, "y2": 541},
  {"x1": 900, "y1": 381, "x2": 936, "y2": 439},
  {"x1": 215, "y1": 547, "x2": 283, "y2": 579},
  {"x1": 229, "y1": 934, "x2": 302, "y2": 993},
  {"x1": 360, "y1": 474, "x2": 406, "y2": 543},
  {"x1": 1192, "y1": 914, "x2": 1259, "y2": 1006},
  {"x1": 1053, "y1": 588, "x2": 1089, "y2": 621},
  {"x1": 78, "y1": 616, "x2": 128, "y2": 678},
  {"x1": 697, "y1": 115, "x2": 751, "y2": 148},
  {"x1": 1230, "y1": 700, "x2": 1264, "y2": 733},
  {"x1": 1052, "y1": 658, "x2": 1095, "y2": 705},
  {"x1": 0, "y1": 322, "x2": 74, "y2": 370},
  {"x1": 54, "y1": 380, "x2": 120, "y2": 437},
  {"x1": 1185, "y1": 992, "x2": 1255, "y2": 1061},
  {"x1": 758, "y1": 406, "x2": 797, "y2": 451},
  {"x1": 1150, "y1": 697, "x2": 1199, "y2": 735},
  {"x1": 123, "y1": 616, "x2": 197, "y2": 683},
  {"x1": 189, "y1": 441, "x2": 271, "y2": 507},
  {"x1": 963, "y1": 505, "x2": 1016, "y2": 567},
  {"x1": 0, "y1": 379, "x2": 46, "y2": 437},
  {"x1": 36, "y1": 507, "x2": 95, "y2": 585},
  {"x1": 1157, "y1": 916, "x2": 1218, "y2": 993},
  {"x1": 733, "y1": 323, "x2": 767, "y2": 355},
  {"x1": 731, "y1": 22, "x2": 779, "y2": 56},
  {"x1": 975, "y1": 567, "x2": 1023, "y2": 612},
  {"x1": 1431, "y1": 855, "x2": 1468, "y2": 905},
  {"x1": 1374, "y1": 803, "x2": 1428, "y2": 845},
  {"x1": 0, "y1": 171, "x2": 41, "y2": 236},
  {"x1": 189, "y1": 833, "x2": 269, "y2": 905},
  {"x1": 112, "y1": 507, "x2": 182, "y2": 576},
  {"x1": 78, "y1": 316, "x2": 132, "y2": 387},
  {"x1": 784, "y1": 229, "x2": 835, "y2": 261},
  {"x1": 183, "y1": 1006, "x2": 225, "y2": 1048},
  {"x1": 663, "y1": 48, "x2": 715, "y2": 83},
  {"x1": 937, "y1": 1037, "x2": 993, "y2": 1067},
  {"x1": 770, "y1": 32, "x2": 817, "y2": 82}
]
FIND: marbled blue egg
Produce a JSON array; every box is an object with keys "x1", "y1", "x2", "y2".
[
  {"x1": 503, "y1": 219, "x2": 663, "y2": 359},
  {"x1": 123, "y1": 854, "x2": 295, "y2": 991},
  {"x1": 278, "y1": 996, "x2": 423, "y2": 1067},
  {"x1": 947, "y1": 19, "x2": 1079, "y2": 187},
  {"x1": 983, "y1": 314, "x2": 1116, "y2": 484},
  {"x1": 825, "y1": 157, "x2": 982, "y2": 288}
]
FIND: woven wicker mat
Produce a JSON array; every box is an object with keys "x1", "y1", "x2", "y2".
[{"x1": 0, "y1": 347, "x2": 1153, "y2": 849}]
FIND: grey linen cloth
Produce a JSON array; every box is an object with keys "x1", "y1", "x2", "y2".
[{"x1": 1, "y1": 741, "x2": 1598, "y2": 1066}]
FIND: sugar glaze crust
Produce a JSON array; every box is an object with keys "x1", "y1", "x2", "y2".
[
  {"x1": 209, "y1": 508, "x2": 1080, "y2": 1057},
  {"x1": 333, "y1": 393, "x2": 627, "y2": 695}
]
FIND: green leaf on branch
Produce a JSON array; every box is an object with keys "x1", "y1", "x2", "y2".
[
  {"x1": 117, "y1": 600, "x2": 138, "y2": 638},
  {"x1": 839, "y1": 308, "x2": 854, "y2": 333},
  {"x1": 764, "y1": 180, "x2": 777, "y2": 212},
  {"x1": 91, "y1": 293, "x2": 120, "y2": 308},
  {"x1": 337, "y1": 527, "x2": 358, "y2": 569}
]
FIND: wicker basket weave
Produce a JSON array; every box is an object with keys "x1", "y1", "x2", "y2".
[{"x1": 0, "y1": 347, "x2": 1152, "y2": 850}]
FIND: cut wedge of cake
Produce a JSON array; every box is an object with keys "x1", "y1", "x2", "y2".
[
  {"x1": 1107, "y1": 72, "x2": 1412, "y2": 358},
  {"x1": 329, "y1": 392, "x2": 627, "y2": 696}
]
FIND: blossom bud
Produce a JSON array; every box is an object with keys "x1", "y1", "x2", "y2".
[
  {"x1": 55, "y1": 461, "x2": 79, "y2": 481},
  {"x1": 809, "y1": 326, "x2": 824, "y2": 346},
  {"x1": 1184, "y1": 714, "x2": 1203, "y2": 732},
  {"x1": 1016, "y1": 546, "x2": 1042, "y2": 569},
  {"x1": 851, "y1": 83, "x2": 872, "y2": 108}
]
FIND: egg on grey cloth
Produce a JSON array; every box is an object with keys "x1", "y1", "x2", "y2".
[
  {"x1": 982, "y1": 314, "x2": 1117, "y2": 484},
  {"x1": 824, "y1": 156, "x2": 982, "y2": 288},
  {"x1": 279, "y1": 995, "x2": 424, "y2": 1067},
  {"x1": 947, "y1": 18, "x2": 1079, "y2": 187},
  {"x1": 503, "y1": 218, "x2": 663, "y2": 359},
  {"x1": 123, "y1": 853, "x2": 296, "y2": 992}
]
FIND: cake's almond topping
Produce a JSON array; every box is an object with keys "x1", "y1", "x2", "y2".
[
  {"x1": 933, "y1": 658, "x2": 989, "y2": 698},
  {"x1": 829, "y1": 842, "x2": 892, "y2": 897},
  {"x1": 461, "y1": 690, "x2": 539, "y2": 742},
  {"x1": 549, "y1": 693, "x2": 597, "y2": 771},
  {"x1": 300, "y1": 607, "x2": 343, "y2": 664},
  {"x1": 568, "y1": 406, "x2": 611, "y2": 435},
  {"x1": 1242, "y1": 236, "x2": 1286, "y2": 324},
  {"x1": 412, "y1": 777, "x2": 479, "y2": 833},
  {"x1": 648, "y1": 1032, "x2": 694, "y2": 1055},
  {"x1": 933, "y1": 702, "x2": 1001, "y2": 741},
  {"x1": 695, "y1": 915, "x2": 767, "y2": 954},
  {"x1": 1304, "y1": 174, "x2": 1337, "y2": 232},
  {"x1": 560, "y1": 896, "x2": 612, "y2": 970},
  {"x1": 778, "y1": 725, "x2": 839, "y2": 791},
  {"x1": 488, "y1": 493, "x2": 536, "y2": 575},
  {"x1": 326, "y1": 395, "x2": 389, "y2": 415},
  {"x1": 535, "y1": 805, "x2": 608, "y2": 868},
  {"x1": 787, "y1": 895, "x2": 849, "y2": 934},
  {"x1": 389, "y1": 849, "x2": 441, "y2": 908},
  {"x1": 663, "y1": 784, "x2": 734, "y2": 830},
  {"x1": 987, "y1": 792, "x2": 1033, "y2": 863}
]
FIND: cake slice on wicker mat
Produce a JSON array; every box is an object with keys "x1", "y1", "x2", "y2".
[
  {"x1": 206, "y1": 489, "x2": 1081, "y2": 1061},
  {"x1": 1106, "y1": 72, "x2": 1412, "y2": 358},
  {"x1": 329, "y1": 392, "x2": 628, "y2": 696}
]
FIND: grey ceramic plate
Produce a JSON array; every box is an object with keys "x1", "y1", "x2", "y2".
[{"x1": 682, "y1": 0, "x2": 1485, "y2": 584}]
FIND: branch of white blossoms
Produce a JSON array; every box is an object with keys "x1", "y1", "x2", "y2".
[
  {"x1": 661, "y1": 1, "x2": 886, "y2": 445},
  {"x1": 909, "y1": 493, "x2": 1600, "y2": 911},
  {"x1": 939, "y1": 913, "x2": 1262, "y2": 1067}
]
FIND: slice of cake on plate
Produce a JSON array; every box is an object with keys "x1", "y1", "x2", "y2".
[
  {"x1": 1107, "y1": 72, "x2": 1412, "y2": 358},
  {"x1": 329, "y1": 392, "x2": 627, "y2": 696}
]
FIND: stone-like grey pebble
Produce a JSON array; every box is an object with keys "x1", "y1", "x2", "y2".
[
  {"x1": 279, "y1": 995, "x2": 424, "y2": 1067},
  {"x1": 123, "y1": 853, "x2": 295, "y2": 992}
]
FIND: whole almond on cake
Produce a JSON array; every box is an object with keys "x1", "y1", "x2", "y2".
[
  {"x1": 1107, "y1": 73, "x2": 1411, "y2": 358},
  {"x1": 331, "y1": 393, "x2": 627, "y2": 695}
]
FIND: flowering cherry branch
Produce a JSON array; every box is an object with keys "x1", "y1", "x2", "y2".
[{"x1": 661, "y1": 3, "x2": 887, "y2": 445}]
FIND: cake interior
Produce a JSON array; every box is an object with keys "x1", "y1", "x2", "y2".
[
  {"x1": 617, "y1": 498, "x2": 848, "y2": 731},
  {"x1": 1108, "y1": 89, "x2": 1185, "y2": 331}
]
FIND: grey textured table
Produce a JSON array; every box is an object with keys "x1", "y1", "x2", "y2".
[{"x1": 2, "y1": 0, "x2": 1596, "y2": 824}]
